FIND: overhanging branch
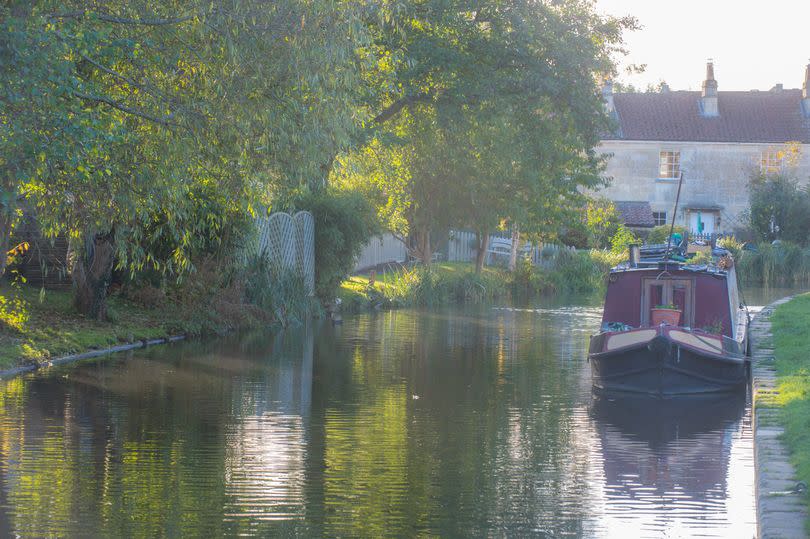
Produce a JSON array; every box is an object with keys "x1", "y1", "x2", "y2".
[
  {"x1": 73, "y1": 91, "x2": 179, "y2": 128},
  {"x1": 373, "y1": 93, "x2": 432, "y2": 124},
  {"x1": 50, "y1": 10, "x2": 195, "y2": 26}
]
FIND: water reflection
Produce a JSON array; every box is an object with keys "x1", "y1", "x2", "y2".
[
  {"x1": 590, "y1": 393, "x2": 752, "y2": 537},
  {"x1": 0, "y1": 303, "x2": 760, "y2": 537}
]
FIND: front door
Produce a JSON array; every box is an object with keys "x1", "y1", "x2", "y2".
[
  {"x1": 642, "y1": 277, "x2": 694, "y2": 327},
  {"x1": 689, "y1": 211, "x2": 716, "y2": 235}
]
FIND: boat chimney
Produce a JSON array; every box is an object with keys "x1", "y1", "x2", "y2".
[{"x1": 628, "y1": 243, "x2": 641, "y2": 268}]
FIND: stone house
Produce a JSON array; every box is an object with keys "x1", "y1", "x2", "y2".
[{"x1": 598, "y1": 62, "x2": 810, "y2": 236}]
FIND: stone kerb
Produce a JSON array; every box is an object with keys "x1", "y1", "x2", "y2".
[{"x1": 751, "y1": 296, "x2": 809, "y2": 539}]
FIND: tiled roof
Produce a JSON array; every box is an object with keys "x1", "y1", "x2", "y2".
[
  {"x1": 605, "y1": 90, "x2": 810, "y2": 143},
  {"x1": 614, "y1": 201, "x2": 655, "y2": 227}
]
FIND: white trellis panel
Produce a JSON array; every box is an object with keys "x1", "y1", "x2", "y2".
[
  {"x1": 294, "y1": 211, "x2": 315, "y2": 296},
  {"x1": 267, "y1": 212, "x2": 297, "y2": 273}
]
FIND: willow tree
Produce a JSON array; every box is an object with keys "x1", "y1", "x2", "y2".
[
  {"x1": 337, "y1": 0, "x2": 634, "y2": 267},
  {"x1": 3, "y1": 0, "x2": 370, "y2": 319}
]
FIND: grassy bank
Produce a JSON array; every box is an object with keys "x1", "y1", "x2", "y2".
[
  {"x1": 338, "y1": 251, "x2": 623, "y2": 312},
  {"x1": 0, "y1": 281, "x2": 276, "y2": 371},
  {"x1": 769, "y1": 292, "x2": 810, "y2": 528}
]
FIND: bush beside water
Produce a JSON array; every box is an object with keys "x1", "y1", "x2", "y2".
[
  {"x1": 340, "y1": 252, "x2": 624, "y2": 312},
  {"x1": 737, "y1": 242, "x2": 810, "y2": 286}
]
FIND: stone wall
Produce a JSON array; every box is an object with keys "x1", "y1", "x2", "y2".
[{"x1": 597, "y1": 140, "x2": 810, "y2": 234}]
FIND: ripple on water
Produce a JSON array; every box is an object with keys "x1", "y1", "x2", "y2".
[{"x1": 0, "y1": 304, "x2": 756, "y2": 537}]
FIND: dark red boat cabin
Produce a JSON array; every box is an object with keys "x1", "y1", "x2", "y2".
[{"x1": 601, "y1": 265, "x2": 740, "y2": 338}]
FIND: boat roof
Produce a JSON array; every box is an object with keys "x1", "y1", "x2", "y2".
[
  {"x1": 609, "y1": 262, "x2": 730, "y2": 278},
  {"x1": 610, "y1": 244, "x2": 734, "y2": 277}
]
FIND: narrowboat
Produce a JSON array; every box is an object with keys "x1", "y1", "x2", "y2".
[{"x1": 588, "y1": 246, "x2": 750, "y2": 396}]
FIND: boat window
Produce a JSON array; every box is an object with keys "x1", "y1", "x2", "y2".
[
  {"x1": 672, "y1": 283, "x2": 688, "y2": 313},
  {"x1": 650, "y1": 283, "x2": 664, "y2": 311},
  {"x1": 641, "y1": 278, "x2": 694, "y2": 327}
]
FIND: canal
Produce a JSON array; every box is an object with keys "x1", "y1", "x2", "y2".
[{"x1": 0, "y1": 289, "x2": 798, "y2": 537}]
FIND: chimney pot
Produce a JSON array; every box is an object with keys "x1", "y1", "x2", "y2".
[{"x1": 700, "y1": 61, "x2": 719, "y2": 117}]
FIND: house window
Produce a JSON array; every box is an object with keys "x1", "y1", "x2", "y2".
[
  {"x1": 652, "y1": 211, "x2": 668, "y2": 226},
  {"x1": 761, "y1": 149, "x2": 783, "y2": 175},
  {"x1": 659, "y1": 151, "x2": 680, "y2": 179}
]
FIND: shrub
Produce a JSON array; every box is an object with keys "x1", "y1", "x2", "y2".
[
  {"x1": 241, "y1": 254, "x2": 312, "y2": 327},
  {"x1": 545, "y1": 249, "x2": 619, "y2": 294},
  {"x1": 609, "y1": 224, "x2": 639, "y2": 254},
  {"x1": 293, "y1": 189, "x2": 379, "y2": 301},
  {"x1": 380, "y1": 264, "x2": 508, "y2": 307},
  {"x1": 586, "y1": 198, "x2": 624, "y2": 249},
  {"x1": 647, "y1": 225, "x2": 687, "y2": 245},
  {"x1": 737, "y1": 242, "x2": 810, "y2": 286},
  {"x1": 748, "y1": 173, "x2": 810, "y2": 246}
]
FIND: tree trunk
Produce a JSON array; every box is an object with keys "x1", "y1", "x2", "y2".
[
  {"x1": 508, "y1": 227, "x2": 521, "y2": 272},
  {"x1": 0, "y1": 211, "x2": 10, "y2": 279},
  {"x1": 474, "y1": 230, "x2": 489, "y2": 274},
  {"x1": 72, "y1": 229, "x2": 116, "y2": 321},
  {"x1": 412, "y1": 225, "x2": 433, "y2": 264}
]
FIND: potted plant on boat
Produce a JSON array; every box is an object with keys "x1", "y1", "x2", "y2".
[{"x1": 651, "y1": 303, "x2": 682, "y2": 326}]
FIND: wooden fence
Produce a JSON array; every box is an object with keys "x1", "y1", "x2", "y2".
[
  {"x1": 353, "y1": 229, "x2": 571, "y2": 272},
  {"x1": 353, "y1": 233, "x2": 408, "y2": 272}
]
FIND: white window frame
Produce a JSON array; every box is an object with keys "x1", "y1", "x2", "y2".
[
  {"x1": 652, "y1": 211, "x2": 668, "y2": 226},
  {"x1": 658, "y1": 151, "x2": 680, "y2": 179},
  {"x1": 760, "y1": 149, "x2": 783, "y2": 175}
]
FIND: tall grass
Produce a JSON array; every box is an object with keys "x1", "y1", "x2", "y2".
[
  {"x1": 737, "y1": 242, "x2": 810, "y2": 286},
  {"x1": 545, "y1": 249, "x2": 623, "y2": 294},
  {"x1": 241, "y1": 254, "x2": 313, "y2": 327},
  {"x1": 382, "y1": 265, "x2": 509, "y2": 307}
]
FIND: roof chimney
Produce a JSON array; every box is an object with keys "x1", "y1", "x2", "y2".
[
  {"x1": 802, "y1": 63, "x2": 810, "y2": 117},
  {"x1": 602, "y1": 80, "x2": 615, "y2": 114},
  {"x1": 700, "y1": 60, "x2": 719, "y2": 117}
]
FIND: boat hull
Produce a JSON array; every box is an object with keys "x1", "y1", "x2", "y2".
[{"x1": 589, "y1": 329, "x2": 748, "y2": 396}]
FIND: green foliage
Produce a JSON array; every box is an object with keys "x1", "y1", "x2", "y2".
[
  {"x1": 0, "y1": 289, "x2": 29, "y2": 334},
  {"x1": 241, "y1": 254, "x2": 312, "y2": 328},
  {"x1": 545, "y1": 249, "x2": 620, "y2": 294},
  {"x1": 609, "y1": 225, "x2": 639, "y2": 254},
  {"x1": 647, "y1": 225, "x2": 687, "y2": 245},
  {"x1": 586, "y1": 199, "x2": 624, "y2": 249},
  {"x1": 2, "y1": 0, "x2": 372, "y2": 313},
  {"x1": 689, "y1": 250, "x2": 714, "y2": 265},
  {"x1": 337, "y1": 0, "x2": 635, "y2": 262},
  {"x1": 737, "y1": 242, "x2": 810, "y2": 286},
  {"x1": 716, "y1": 236, "x2": 743, "y2": 260},
  {"x1": 293, "y1": 189, "x2": 379, "y2": 301},
  {"x1": 380, "y1": 265, "x2": 509, "y2": 307},
  {"x1": 749, "y1": 173, "x2": 810, "y2": 246}
]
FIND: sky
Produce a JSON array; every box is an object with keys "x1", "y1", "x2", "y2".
[{"x1": 595, "y1": 0, "x2": 810, "y2": 92}]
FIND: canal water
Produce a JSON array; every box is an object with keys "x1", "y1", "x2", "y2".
[{"x1": 0, "y1": 289, "x2": 798, "y2": 537}]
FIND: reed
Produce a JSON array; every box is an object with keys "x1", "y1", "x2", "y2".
[{"x1": 737, "y1": 242, "x2": 810, "y2": 286}]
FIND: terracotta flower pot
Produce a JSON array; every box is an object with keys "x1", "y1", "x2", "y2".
[{"x1": 651, "y1": 308, "x2": 682, "y2": 326}]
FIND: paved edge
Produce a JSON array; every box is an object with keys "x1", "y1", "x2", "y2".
[
  {"x1": 0, "y1": 335, "x2": 187, "y2": 380},
  {"x1": 751, "y1": 295, "x2": 809, "y2": 539}
]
